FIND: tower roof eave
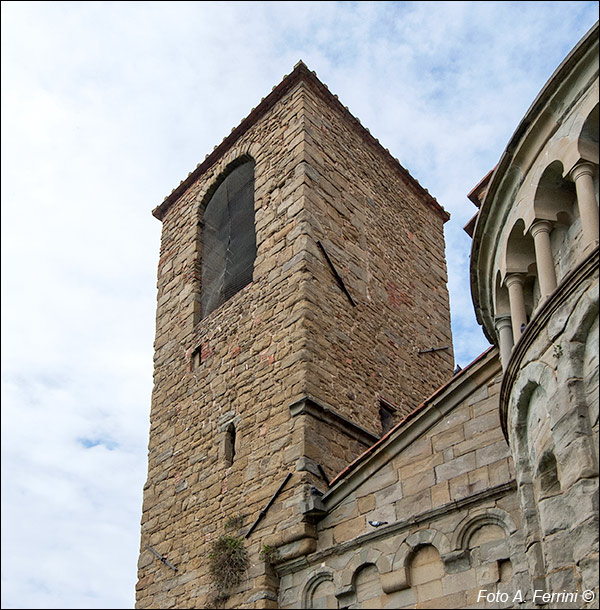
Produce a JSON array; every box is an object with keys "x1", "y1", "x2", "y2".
[{"x1": 152, "y1": 61, "x2": 449, "y2": 223}]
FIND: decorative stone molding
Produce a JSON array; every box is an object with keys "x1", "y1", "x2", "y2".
[
  {"x1": 338, "y1": 549, "x2": 390, "y2": 590},
  {"x1": 452, "y1": 508, "x2": 517, "y2": 552},
  {"x1": 392, "y1": 528, "x2": 451, "y2": 577},
  {"x1": 301, "y1": 570, "x2": 334, "y2": 609}
]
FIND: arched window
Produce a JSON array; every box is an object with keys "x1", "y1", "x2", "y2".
[{"x1": 201, "y1": 159, "x2": 256, "y2": 318}]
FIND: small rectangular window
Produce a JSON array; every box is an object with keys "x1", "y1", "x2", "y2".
[{"x1": 191, "y1": 346, "x2": 202, "y2": 370}]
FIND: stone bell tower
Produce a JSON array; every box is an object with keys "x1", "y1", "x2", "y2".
[{"x1": 136, "y1": 61, "x2": 454, "y2": 609}]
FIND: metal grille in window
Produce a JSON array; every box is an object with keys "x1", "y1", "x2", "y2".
[{"x1": 201, "y1": 160, "x2": 256, "y2": 318}]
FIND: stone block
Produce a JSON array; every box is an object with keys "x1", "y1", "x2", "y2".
[
  {"x1": 463, "y1": 411, "x2": 500, "y2": 438},
  {"x1": 381, "y1": 568, "x2": 409, "y2": 593},
  {"x1": 431, "y1": 425, "x2": 465, "y2": 453},
  {"x1": 414, "y1": 578, "x2": 443, "y2": 602},
  {"x1": 395, "y1": 488, "x2": 432, "y2": 520},
  {"x1": 358, "y1": 494, "x2": 376, "y2": 514},
  {"x1": 476, "y1": 440, "x2": 510, "y2": 468},
  {"x1": 402, "y1": 468, "x2": 436, "y2": 497},
  {"x1": 356, "y1": 467, "x2": 399, "y2": 498},
  {"x1": 431, "y1": 481, "x2": 451, "y2": 507},
  {"x1": 435, "y1": 452, "x2": 477, "y2": 483},
  {"x1": 333, "y1": 515, "x2": 365, "y2": 544},
  {"x1": 442, "y1": 568, "x2": 477, "y2": 595},
  {"x1": 384, "y1": 587, "x2": 415, "y2": 608},
  {"x1": 448, "y1": 473, "x2": 470, "y2": 501},
  {"x1": 538, "y1": 494, "x2": 572, "y2": 537},
  {"x1": 488, "y1": 458, "x2": 512, "y2": 487},
  {"x1": 477, "y1": 561, "x2": 500, "y2": 586},
  {"x1": 399, "y1": 451, "x2": 443, "y2": 480},
  {"x1": 467, "y1": 384, "x2": 489, "y2": 406}
]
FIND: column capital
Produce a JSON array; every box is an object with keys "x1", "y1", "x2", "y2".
[
  {"x1": 504, "y1": 273, "x2": 525, "y2": 289},
  {"x1": 569, "y1": 161, "x2": 596, "y2": 182},
  {"x1": 495, "y1": 315, "x2": 513, "y2": 331},
  {"x1": 529, "y1": 219, "x2": 553, "y2": 238}
]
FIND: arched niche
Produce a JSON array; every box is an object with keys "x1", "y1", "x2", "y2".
[
  {"x1": 531, "y1": 160, "x2": 575, "y2": 226},
  {"x1": 503, "y1": 219, "x2": 536, "y2": 276},
  {"x1": 353, "y1": 563, "x2": 384, "y2": 609},
  {"x1": 577, "y1": 103, "x2": 599, "y2": 165},
  {"x1": 532, "y1": 160, "x2": 579, "y2": 284},
  {"x1": 302, "y1": 571, "x2": 336, "y2": 609},
  {"x1": 453, "y1": 509, "x2": 516, "y2": 553},
  {"x1": 407, "y1": 545, "x2": 444, "y2": 605},
  {"x1": 494, "y1": 270, "x2": 511, "y2": 317}
]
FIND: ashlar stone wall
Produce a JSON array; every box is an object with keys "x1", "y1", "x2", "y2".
[{"x1": 277, "y1": 349, "x2": 530, "y2": 609}]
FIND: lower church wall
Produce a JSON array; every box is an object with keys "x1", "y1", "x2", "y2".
[{"x1": 276, "y1": 350, "x2": 536, "y2": 609}]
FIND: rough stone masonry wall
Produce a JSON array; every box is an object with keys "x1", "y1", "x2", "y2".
[
  {"x1": 137, "y1": 70, "x2": 457, "y2": 610},
  {"x1": 137, "y1": 80, "x2": 326, "y2": 609},
  {"x1": 278, "y1": 352, "x2": 528, "y2": 609},
  {"x1": 299, "y1": 82, "x2": 454, "y2": 444},
  {"x1": 506, "y1": 256, "x2": 599, "y2": 605}
]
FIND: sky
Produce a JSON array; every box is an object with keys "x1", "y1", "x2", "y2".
[{"x1": 1, "y1": 1, "x2": 598, "y2": 608}]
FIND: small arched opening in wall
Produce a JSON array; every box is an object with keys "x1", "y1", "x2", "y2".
[
  {"x1": 509, "y1": 375, "x2": 552, "y2": 587},
  {"x1": 494, "y1": 270, "x2": 511, "y2": 318},
  {"x1": 535, "y1": 448, "x2": 561, "y2": 500},
  {"x1": 224, "y1": 422, "x2": 236, "y2": 468},
  {"x1": 455, "y1": 510, "x2": 517, "y2": 591}
]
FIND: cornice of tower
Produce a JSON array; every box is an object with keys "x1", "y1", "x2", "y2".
[{"x1": 152, "y1": 60, "x2": 449, "y2": 223}]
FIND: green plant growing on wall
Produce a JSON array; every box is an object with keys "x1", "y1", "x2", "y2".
[
  {"x1": 224, "y1": 514, "x2": 244, "y2": 532},
  {"x1": 207, "y1": 534, "x2": 249, "y2": 604},
  {"x1": 259, "y1": 544, "x2": 279, "y2": 566}
]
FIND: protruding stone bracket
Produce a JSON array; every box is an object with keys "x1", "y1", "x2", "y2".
[
  {"x1": 441, "y1": 549, "x2": 471, "y2": 574},
  {"x1": 300, "y1": 495, "x2": 327, "y2": 521}
]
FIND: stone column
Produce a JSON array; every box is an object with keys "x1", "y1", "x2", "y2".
[
  {"x1": 530, "y1": 220, "x2": 557, "y2": 300},
  {"x1": 495, "y1": 316, "x2": 514, "y2": 370},
  {"x1": 505, "y1": 273, "x2": 527, "y2": 341},
  {"x1": 570, "y1": 162, "x2": 599, "y2": 249}
]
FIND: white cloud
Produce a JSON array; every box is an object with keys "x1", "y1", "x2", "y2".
[{"x1": 2, "y1": 1, "x2": 598, "y2": 608}]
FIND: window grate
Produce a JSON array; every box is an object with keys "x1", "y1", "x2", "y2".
[{"x1": 201, "y1": 160, "x2": 256, "y2": 318}]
